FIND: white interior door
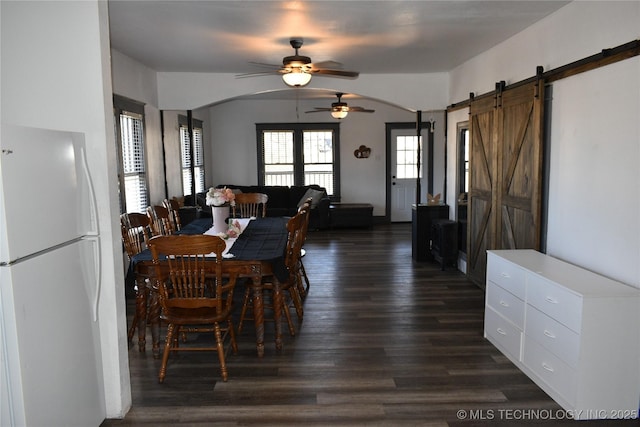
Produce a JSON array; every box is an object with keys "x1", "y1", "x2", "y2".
[{"x1": 390, "y1": 129, "x2": 422, "y2": 222}]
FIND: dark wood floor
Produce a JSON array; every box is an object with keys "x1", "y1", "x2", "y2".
[{"x1": 102, "y1": 224, "x2": 638, "y2": 426}]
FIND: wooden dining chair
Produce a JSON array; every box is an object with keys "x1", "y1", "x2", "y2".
[
  {"x1": 297, "y1": 197, "x2": 313, "y2": 298},
  {"x1": 238, "y1": 208, "x2": 308, "y2": 337},
  {"x1": 147, "y1": 205, "x2": 174, "y2": 236},
  {"x1": 162, "y1": 198, "x2": 182, "y2": 231},
  {"x1": 148, "y1": 234, "x2": 260, "y2": 383},
  {"x1": 120, "y1": 212, "x2": 153, "y2": 347},
  {"x1": 284, "y1": 208, "x2": 309, "y2": 322},
  {"x1": 232, "y1": 192, "x2": 268, "y2": 218}
]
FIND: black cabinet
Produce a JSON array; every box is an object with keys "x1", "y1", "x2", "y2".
[
  {"x1": 457, "y1": 203, "x2": 467, "y2": 255},
  {"x1": 431, "y1": 219, "x2": 458, "y2": 270},
  {"x1": 411, "y1": 204, "x2": 449, "y2": 262}
]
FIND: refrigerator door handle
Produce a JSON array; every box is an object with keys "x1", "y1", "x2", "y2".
[
  {"x1": 79, "y1": 146, "x2": 99, "y2": 237},
  {"x1": 86, "y1": 236, "x2": 101, "y2": 322},
  {"x1": 79, "y1": 146, "x2": 101, "y2": 321}
]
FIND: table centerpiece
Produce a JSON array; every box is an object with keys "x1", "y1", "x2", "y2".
[{"x1": 206, "y1": 186, "x2": 236, "y2": 235}]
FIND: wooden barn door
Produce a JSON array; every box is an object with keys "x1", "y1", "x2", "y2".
[
  {"x1": 467, "y1": 81, "x2": 544, "y2": 287},
  {"x1": 497, "y1": 82, "x2": 544, "y2": 251},
  {"x1": 468, "y1": 96, "x2": 497, "y2": 287}
]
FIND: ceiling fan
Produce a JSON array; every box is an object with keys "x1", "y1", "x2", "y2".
[
  {"x1": 236, "y1": 38, "x2": 359, "y2": 87},
  {"x1": 306, "y1": 93, "x2": 375, "y2": 119}
]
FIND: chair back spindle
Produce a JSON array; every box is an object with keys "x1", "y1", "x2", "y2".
[
  {"x1": 232, "y1": 192, "x2": 268, "y2": 218},
  {"x1": 147, "y1": 205, "x2": 175, "y2": 236},
  {"x1": 120, "y1": 212, "x2": 152, "y2": 258},
  {"x1": 163, "y1": 198, "x2": 183, "y2": 231}
]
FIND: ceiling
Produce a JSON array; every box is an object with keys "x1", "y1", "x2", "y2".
[{"x1": 107, "y1": 0, "x2": 570, "y2": 101}]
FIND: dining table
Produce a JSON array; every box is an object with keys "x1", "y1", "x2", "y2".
[{"x1": 128, "y1": 216, "x2": 290, "y2": 357}]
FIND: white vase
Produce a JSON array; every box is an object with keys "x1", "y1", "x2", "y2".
[{"x1": 211, "y1": 205, "x2": 229, "y2": 234}]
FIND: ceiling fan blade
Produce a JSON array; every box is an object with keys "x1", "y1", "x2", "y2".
[
  {"x1": 305, "y1": 108, "x2": 332, "y2": 113},
  {"x1": 243, "y1": 39, "x2": 360, "y2": 84},
  {"x1": 235, "y1": 71, "x2": 280, "y2": 78},
  {"x1": 312, "y1": 68, "x2": 359, "y2": 78},
  {"x1": 348, "y1": 106, "x2": 375, "y2": 113},
  {"x1": 311, "y1": 60, "x2": 344, "y2": 69},
  {"x1": 248, "y1": 61, "x2": 283, "y2": 69}
]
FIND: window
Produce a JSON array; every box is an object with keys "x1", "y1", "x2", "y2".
[
  {"x1": 114, "y1": 96, "x2": 148, "y2": 214},
  {"x1": 179, "y1": 116, "x2": 205, "y2": 196},
  {"x1": 262, "y1": 130, "x2": 294, "y2": 186},
  {"x1": 257, "y1": 123, "x2": 340, "y2": 197},
  {"x1": 395, "y1": 135, "x2": 421, "y2": 179}
]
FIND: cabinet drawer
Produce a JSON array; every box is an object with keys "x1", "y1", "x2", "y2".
[
  {"x1": 485, "y1": 306, "x2": 522, "y2": 361},
  {"x1": 487, "y1": 254, "x2": 526, "y2": 299},
  {"x1": 526, "y1": 275, "x2": 582, "y2": 333},
  {"x1": 523, "y1": 337, "x2": 577, "y2": 406},
  {"x1": 525, "y1": 306, "x2": 580, "y2": 367},
  {"x1": 486, "y1": 283, "x2": 525, "y2": 329}
]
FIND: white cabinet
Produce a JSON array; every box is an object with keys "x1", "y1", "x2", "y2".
[{"x1": 485, "y1": 250, "x2": 640, "y2": 420}]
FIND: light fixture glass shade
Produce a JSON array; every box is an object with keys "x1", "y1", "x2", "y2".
[
  {"x1": 331, "y1": 109, "x2": 348, "y2": 119},
  {"x1": 282, "y1": 70, "x2": 312, "y2": 87},
  {"x1": 331, "y1": 105, "x2": 349, "y2": 119}
]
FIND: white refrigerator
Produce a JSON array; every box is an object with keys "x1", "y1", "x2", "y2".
[{"x1": 0, "y1": 124, "x2": 106, "y2": 426}]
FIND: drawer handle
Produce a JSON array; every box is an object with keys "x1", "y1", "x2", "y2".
[
  {"x1": 542, "y1": 363, "x2": 554, "y2": 372},
  {"x1": 499, "y1": 300, "x2": 509, "y2": 307},
  {"x1": 500, "y1": 272, "x2": 511, "y2": 278},
  {"x1": 496, "y1": 328, "x2": 507, "y2": 335},
  {"x1": 543, "y1": 329, "x2": 556, "y2": 339},
  {"x1": 545, "y1": 296, "x2": 559, "y2": 304}
]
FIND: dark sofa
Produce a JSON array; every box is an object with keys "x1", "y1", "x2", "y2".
[{"x1": 185, "y1": 184, "x2": 331, "y2": 230}]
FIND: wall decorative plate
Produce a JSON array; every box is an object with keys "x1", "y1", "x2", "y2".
[{"x1": 354, "y1": 145, "x2": 371, "y2": 158}]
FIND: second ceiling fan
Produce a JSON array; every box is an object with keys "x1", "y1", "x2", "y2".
[{"x1": 306, "y1": 93, "x2": 375, "y2": 119}]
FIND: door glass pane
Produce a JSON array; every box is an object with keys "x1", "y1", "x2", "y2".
[{"x1": 396, "y1": 135, "x2": 420, "y2": 179}]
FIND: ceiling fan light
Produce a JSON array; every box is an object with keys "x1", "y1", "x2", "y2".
[
  {"x1": 331, "y1": 103, "x2": 349, "y2": 119},
  {"x1": 282, "y1": 70, "x2": 312, "y2": 87},
  {"x1": 331, "y1": 109, "x2": 348, "y2": 119}
]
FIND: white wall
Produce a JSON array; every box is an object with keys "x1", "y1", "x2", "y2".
[
  {"x1": 447, "y1": 1, "x2": 640, "y2": 288},
  {"x1": 207, "y1": 98, "x2": 416, "y2": 215},
  {"x1": 424, "y1": 110, "x2": 447, "y2": 204},
  {"x1": 546, "y1": 58, "x2": 640, "y2": 287},
  {"x1": 111, "y1": 50, "x2": 158, "y2": 106},
  {"x1": 114, "y1": 53, "x2": 446, "y2": 215},
  {"x1": 161, "y1": 110, "x2": 183, "y2": 200},
  {"x1": 111, "y1": 52, "x2": 213, "y2": 206},
  {"x1": 446, "y1": 108, "x2": 469, "y2": 217},
  {"x1": 111, "y1": 51, "x2": 167, "y2": 206},
  {"x1": 154, "y1": 70, "x2": 451, "y2": 210},
  {"x1": 449, "y1": 2, "x2": 639, "y2": 102},
  {"x1": 1, "y1": 0, "x2": 130, "y2": 419},
  {"x1": 155, "y1": 109, "x2": 209, "y2": 205},
  {"x1": 157, "y1": 72, "x2": 449, "y2": 112}
]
